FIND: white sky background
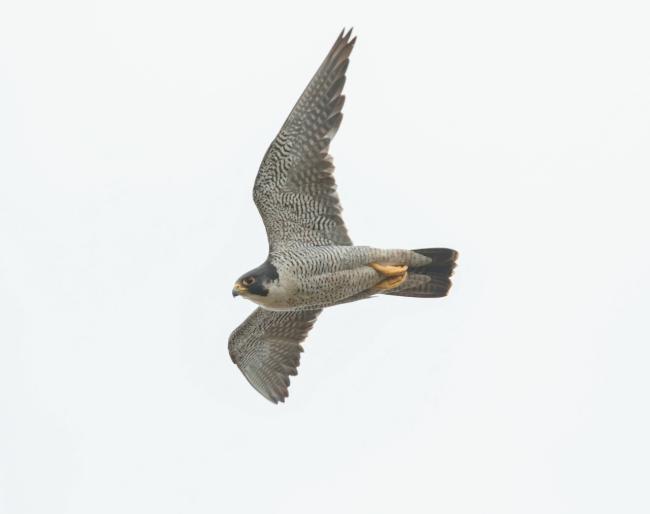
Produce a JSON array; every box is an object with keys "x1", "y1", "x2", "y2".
[{"x1": 1, "y1": 0, "x2": 649, "y2": 512}]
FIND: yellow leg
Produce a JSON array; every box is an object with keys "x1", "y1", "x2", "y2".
[
  {"x1": 374, "y1": 272, "x2": 408, "y2": 290},
  {"x1": 369, "y1": 263, "x2": 408, "y2": 276}
]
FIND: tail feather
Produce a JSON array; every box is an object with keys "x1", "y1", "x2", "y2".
[{"x1": 385, "y1": 248, "x2": 458, "y2": 298}]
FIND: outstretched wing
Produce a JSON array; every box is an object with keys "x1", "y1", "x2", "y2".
[
  {"x1": 253, "y1": 29, "x2": 356, "y2": 252},
  {"x1": 228, "y1": 308, "x2": 322, "y2": 403}
]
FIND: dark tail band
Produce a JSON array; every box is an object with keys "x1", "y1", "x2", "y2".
[{"x1": 385, "y1": 248, "x2": 458, "y2": 298}]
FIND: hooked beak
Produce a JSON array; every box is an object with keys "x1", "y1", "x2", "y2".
[{"x1": 232, "y1": 283, "x2": 246, "y2": 297}]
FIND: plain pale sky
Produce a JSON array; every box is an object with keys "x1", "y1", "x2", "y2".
[{"x1": 1, "y1": 1, "x2": 649, "y2": 513}]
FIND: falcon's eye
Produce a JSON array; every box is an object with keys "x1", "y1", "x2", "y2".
[{"x1": 242, "y1": 276, "x2": 255, "y2": 286}]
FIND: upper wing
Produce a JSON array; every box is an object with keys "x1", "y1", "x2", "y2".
[
  {"x1": 253, "y1": 29, "x2": 356, "y2": 252},
  {"x1": 228, "y1": 307, "x2": 322, "y2": 403}
]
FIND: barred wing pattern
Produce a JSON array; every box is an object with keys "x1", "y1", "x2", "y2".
[
  {"x1": 228, "y1": 307, "x2": 322, "y2": 403},
  {"x1": 254, "y1": 29, "x2": 356, "y2": 252}
]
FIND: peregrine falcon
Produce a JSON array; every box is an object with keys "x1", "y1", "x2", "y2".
[{"x1": 229, "y1": 29, "x2": 458, "y2": 403}]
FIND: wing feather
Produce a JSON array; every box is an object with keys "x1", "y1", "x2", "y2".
[
  {"x1": 228, "y1": 308, "x2": 321, "y2": 403},
  {"x1": 253, "y1": 29, "x2": 356, "y2": 252}
]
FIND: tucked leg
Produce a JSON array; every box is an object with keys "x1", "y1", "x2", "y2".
[
  {"x1": 373, "y1": 273, "x2": 408, "y2": 290},
  {"x1": 369, "y1": 263, "x2": 408, "y2": 276}
]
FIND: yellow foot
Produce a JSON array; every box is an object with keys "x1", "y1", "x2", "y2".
[
  {"x1": 369, "y1": 263, "x2": 408, "y2": 276},
  {"x1": 374, "y1": 273, "x2": 408, "y2": 290}
]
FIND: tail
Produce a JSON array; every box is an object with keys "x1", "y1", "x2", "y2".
[{"x1": 384, "y1": 248, "x2": 458, "y2": 298}]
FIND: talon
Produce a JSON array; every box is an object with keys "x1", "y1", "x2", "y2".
[
  {"x1": 374, "y1": 272, "x2": 408, "y2": 290},
  {"x1": 369, "y1": 263, "x2": 408, "y2": 276}
]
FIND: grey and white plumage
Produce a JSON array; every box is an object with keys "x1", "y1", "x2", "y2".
[
  {"x1": 228, "y1": 29, "x2": 458, "y2": 403},
  {"x1": 253, "y1": 29, "x2": 353, "y2": 252}
]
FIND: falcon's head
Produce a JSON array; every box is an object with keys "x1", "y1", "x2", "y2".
[{"x1": 232, "y1": 260, "x2": 279, "y2": 298}]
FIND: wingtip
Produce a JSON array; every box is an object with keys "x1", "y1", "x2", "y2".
[
  {"x1": 339, "y1": 27, "x2": 355, "y2": 43},
  {"x1": 269, "y1": 392, "x2": 287, "y2": 405}
]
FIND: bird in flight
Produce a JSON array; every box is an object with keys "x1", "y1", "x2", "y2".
[{"x1": 229, "y1": 29, "x2": 458, "y2": 403}]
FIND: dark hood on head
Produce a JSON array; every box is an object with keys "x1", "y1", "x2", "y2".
[{"x1": 237, "y1": 260, "x2": 279, "y2": 297}]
